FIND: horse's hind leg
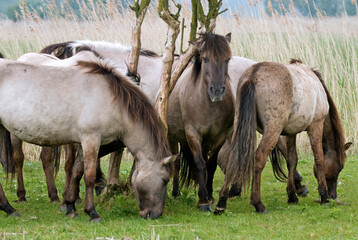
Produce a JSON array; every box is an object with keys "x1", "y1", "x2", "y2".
[
  {"x1": 40, "y1": 147, "x2": 60, "y2": 202},
  {"x1": 104, "y1": 148, "x2": 124, "y2": 196},
  {"x1": 285, "y1": 135, "x2": 299, "y2": 204},
  {"x1": 251, "y1": 130, "x2": 281, "y2": 213},
  {"x1": 277, "y1": 136, "x2": 308, "y2": 197},
  {"x1": 11, "y1": 136, "x2": 27, "y2": 203},
  {"x1": 307, "y1": 121, "x2": 329, "y2": 204}
]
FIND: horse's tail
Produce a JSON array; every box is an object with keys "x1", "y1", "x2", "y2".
[
  {"x1": 270, "y1": 146, "x2": 287, "y2": 182},
  {"x1": 225, "y1": 75, "x2": 257, "y2": 190},
  {"x1": 40, "y1": 41, "x2": 75, "y2": 59},
  {"x1": 179, "y1": 144, "x2": 198, "y2": 188},
  {"x1": 53, "y1": 146, "x2": 61, "y2": 177}
]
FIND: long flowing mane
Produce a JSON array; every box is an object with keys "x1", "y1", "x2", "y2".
[
  {"x1": 311, "y1": 69, "x2": 346, "y2": 167},
  {"x1": 191, "y1": 33, "x2": 232, "y2": 83},
  {"x1": 77, "y1": 60, "x2": 171, "y2": 159}
]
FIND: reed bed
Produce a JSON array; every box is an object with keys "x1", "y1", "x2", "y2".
[{"x1": 0, "y1": 1, "x2": 357, "y2": 156}]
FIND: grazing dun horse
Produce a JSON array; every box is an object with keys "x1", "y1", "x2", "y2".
[
  {"x1": 214, "y1": 60, "x2": 351, "y2": 214},
  {"x1": 0, "y1": 58, "x2": 173, "y2": 220}
]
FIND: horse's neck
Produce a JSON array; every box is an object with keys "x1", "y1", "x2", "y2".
[
  {"x1": 323, "y1": 115, "x2": 337, "y2": 155},
  {"x1": 121, "y1": 123, "x2": 159, "y2": 161},
  {"x1": 94, "y1": 47, "x2": 130, "y2": 66}
]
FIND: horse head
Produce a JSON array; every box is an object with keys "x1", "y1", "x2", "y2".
[
  {"x1": 320, "y1": 142, "x2": 352, "y2": 199},
  {"x1": 131, "y1": 155, "x2": 175, "y2": 219},
  {"x1": 192, "y1": 33, "x2": 232, "y2": 102}
]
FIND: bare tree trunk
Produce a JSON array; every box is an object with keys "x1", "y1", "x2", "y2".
[
  {"x1": 155, "y1": 1, "x2": 181, "y2": 133},
  {"x1": 129, "y1": 0, "x2": 151, "y2": 76}
]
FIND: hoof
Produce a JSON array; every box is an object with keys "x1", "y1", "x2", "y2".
[
  {"x1": 50, "y1": 198, "x2": 61, "y2": 203},
  {"x1": 8, "y1": 211, "x2": 21, "y2": 218},
  {"x1": 15, "y1": 198, "x2": 27, "y2": 203},
  {"x1": 256, "y1": 209, "x2": 268, "y2": 214},
  {"x1": 287, "y1": 195, "x2": 299, "y2": 204},
  {"x1": 95, "y1": 186, "x2": 105, "y2": 196},
  {"x1": 214, "y1": 207, "x2": 226, "y2": 215},
  {"x1": 297, "y1": 186, "x2": 309, "y2": 197},
  {"x1": 198, "y1": 204, "x2": 212, "y2": 212},
  {"x1": 90, "y1": 217, "x2": 102, "y2": 223},
  {"x1": 172, "y1": 191, "x2": 181, "y2": 198},
  {"x1": 66, "y1": 212, "x2": 78, "y2": 218}
]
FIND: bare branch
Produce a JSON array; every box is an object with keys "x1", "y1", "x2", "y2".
[{"x1": 128, "y1": 1, "x2": 151, "y2": 76}]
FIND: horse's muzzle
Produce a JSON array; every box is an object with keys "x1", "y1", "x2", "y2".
[
  {"x1": 209, "y1": 86, "x2": 226, "y2": 102},
  {"x1": 139, "y1": 209, "x2": 162, "y2": 219}
]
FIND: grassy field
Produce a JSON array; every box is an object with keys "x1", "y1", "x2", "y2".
[
  {"x1": 0, "y1": 1, "x2": 357, "y2": 239},
  {"x1": 0, "y1": 153, "x2": 357, "y2": 239}
]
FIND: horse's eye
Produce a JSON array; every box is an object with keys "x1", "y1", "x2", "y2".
[{"x1": 202, "y1": 57, "x2": 209, "y2": 63}]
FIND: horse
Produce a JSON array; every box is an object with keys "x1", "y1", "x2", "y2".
[
  {"x1": 164, "y1": 33, "x2": 236, "y2": 212},
  {"x1": 9, "y1": 50, "x2": 115, "y2": 204},
  {"x1": 214, "y1": 60, "x2": 351, "y2": 214},
  {"x1": 0, "y1": 57, "x2": 173, "y2": 220},
  {"x1": 40, "y1": 39, "x2": 309, "y2": 206}
]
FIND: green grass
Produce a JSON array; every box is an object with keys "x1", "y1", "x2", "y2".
[{"x1": 1, "y1": 154, "x2": 357, "y2": 239}]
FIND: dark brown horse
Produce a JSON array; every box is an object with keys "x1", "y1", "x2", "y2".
[
  {"x1": 215, "y1": 60, "x2": 351, "y2": 214},
  {"x1": 167, "y1": 33, "x2": 234, "y2": 211}
]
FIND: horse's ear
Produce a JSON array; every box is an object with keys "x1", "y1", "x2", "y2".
[
  {"x1": 345, "y1": 142, "x2": 352, "y2": 151},
  {"x1": 162, "y1": 155, "x2": 177, "y2": 167},
  {"x1": 225, "y1": 33, "x2": 232, "y2": 43}
]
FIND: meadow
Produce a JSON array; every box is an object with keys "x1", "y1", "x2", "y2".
[{"x1": 0, "y1": 2, "x2": 357, "y2": 239}]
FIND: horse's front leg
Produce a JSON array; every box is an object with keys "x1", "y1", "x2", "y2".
[
  {"x1": 82, "y1": 137, "x2": 102, "y2": 222},
  {"x1": 40, "y1": 147, "x2": 60, "y2": 202},
  {"x1": 307, "y1": 121, "x2": 329, "y2": 204},
  {"x1": 185, "y1": 128, "x2": 211, "y2": 212}
]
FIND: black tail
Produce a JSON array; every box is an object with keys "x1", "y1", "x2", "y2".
[
  {"x1": 270, "y1": 146, "x2": 287, "y2": 182},
  {"x1": 179, "y1": 144, "x2": 198, "y2": 188},
  {"x1": 52, "y1": 146, "x2": 61, "y2": 177},
  {"x1": 225, "y1": 77, "x2": 257, "y2": 189}
]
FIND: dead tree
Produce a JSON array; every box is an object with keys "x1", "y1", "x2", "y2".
[{"x1": 128, "y1": 0, "x2": 151, "y2": 76}]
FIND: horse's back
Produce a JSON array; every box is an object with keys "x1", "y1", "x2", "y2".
[
  {"x1": 0, "y1": 60, "x2": 121, "y2": 145},
  {"x1": 240, "y1": 61, "x2": 329, "y2": 135}
]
